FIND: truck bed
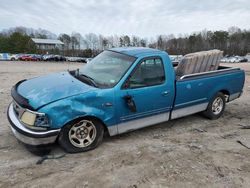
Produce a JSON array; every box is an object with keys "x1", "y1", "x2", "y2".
[{"x1": 171, "y1": 66, "x2": 245, "y2": 119}]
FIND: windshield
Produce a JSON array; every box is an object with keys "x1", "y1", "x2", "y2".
[{"x1": 79, "y1": 51, "x2": 136, "y2": 88}]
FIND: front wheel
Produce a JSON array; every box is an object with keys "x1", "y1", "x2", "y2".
[
  {"x1": 203, "y1": 92, "x2": 226, "y2": 120},
  {"x1": 58, "y1": 118, "x2": 104, "y2": 153}
]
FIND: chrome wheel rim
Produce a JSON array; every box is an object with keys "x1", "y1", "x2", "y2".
[
  {"x1": 68, "y1": 120, "x2": 96, "y2": 148},
  {"x1": 212, "y1": 97, "x2": 223, "y2": 115}
]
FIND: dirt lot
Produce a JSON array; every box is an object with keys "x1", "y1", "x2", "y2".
[{"x1": 0, "y1": 61, "x2": 250, "y2": 188}]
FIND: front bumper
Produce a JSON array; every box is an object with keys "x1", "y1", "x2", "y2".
[{"x1": 7, "y1": 103, "x2": 60, "y2": 146}]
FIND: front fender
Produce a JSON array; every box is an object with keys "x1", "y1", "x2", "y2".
[{"x1": 38, "y1": 89, "x2": 116, "y2": 130}]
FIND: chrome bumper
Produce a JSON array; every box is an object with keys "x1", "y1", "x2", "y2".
[{"x1": 7, "y1": 103, "x2": 60, "y2": 146}]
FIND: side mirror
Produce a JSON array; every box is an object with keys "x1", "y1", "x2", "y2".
[{"x1": 123, "y1": 95, "x2": 137, "y2": 112}]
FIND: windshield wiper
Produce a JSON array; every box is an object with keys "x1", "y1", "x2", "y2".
[
  {"x1": 79, "y1": 74, "x2": 99, "y2": 88},
  {"x1": 68, "y1": 69, "x2": 98, "y2": 88}
]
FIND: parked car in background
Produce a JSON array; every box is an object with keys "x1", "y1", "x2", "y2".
[
  {"x1": 54, "y1": 55, "x2": 66, "y2": 62},
  {"x1": 169, "y1": 55, "x2": 183, "y2": 66},
  {"x1": 76, "y1": 57, "x2": 87, "y2": 63},
  {"x1": 42, "y1": 54, "x2": 53, "y2": 61},
  {"x1": 1, "y1": 53, "x2": 82, "y2": 62},
  {"x1": 67, "y1": 56, "x2": 87, "y2": 63},
  {"x1": 221, "y1": 55, "x2": 249, "y2": 63},
  {"x1": 228, "y1": 56, "x2": 239, "y2": 63},
  {"x1": 86, "y1": 58, "x2": 93, "y2": 63},
  {"x1": 66, "y1": 56, "x2": 74, "y2": 62},
  {"x1": 10, "y1": 54, "x2": 21, "y2": 61},
  {"x1": 18, "y1": 54, "x2": 28, "y2": 61},
  {"x1": 240, "y1": 58, "x2": 248, "y2": 62},
  {"x1": 245, "y1": 54, "x2": 250, "y2": 62},
  {"x1": 220, "y1": 57, "x2": 228, "y2": 63},
  {"x1": 235, "y1": 56, "x2": 244, "y2": 63},
  {"x1": 18, "y1": 54, "x2": 36, "y2": 61},
  {"x1": 0, "y1": 53, "x2": 11, "y2": 60},
  {"x1": 32, "y1": 54, "x2": 42, "y2": 61},
  {"x1": 42, "y1": 54, "x2": 66, "y2": 61}
]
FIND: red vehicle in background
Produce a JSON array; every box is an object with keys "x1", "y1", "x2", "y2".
[{"x1": 18, "y1": 54, "x2": 39, "y2": 61}]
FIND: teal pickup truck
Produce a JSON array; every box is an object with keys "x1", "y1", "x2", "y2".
[{"x1": 7, "y1": 47, "x2": 245, "y2": 153}]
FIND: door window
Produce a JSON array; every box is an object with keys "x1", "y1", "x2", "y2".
[{"x1": 125, "y1": 58, "x2": 165, "y2": 89}]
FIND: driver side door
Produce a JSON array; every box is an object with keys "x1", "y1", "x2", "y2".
[{"x1": 115, "y1": 57, "x2": 175, "y2": 134}]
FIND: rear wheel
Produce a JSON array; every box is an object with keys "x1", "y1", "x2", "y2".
[
  {"x1": 203, "y1": 92, "x2": 226, "y2": 120},
  {"x1": 58, "y1": 118, "x2": 104, "y2": 153}
]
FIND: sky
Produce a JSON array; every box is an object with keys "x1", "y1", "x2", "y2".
[{"x1": 0, "y1": 0, "x2": 249, "y2": 37}]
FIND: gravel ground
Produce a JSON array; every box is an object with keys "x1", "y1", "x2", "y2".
[{"x1": 0, "y1": 61, "x2": 250, "y2": 188}]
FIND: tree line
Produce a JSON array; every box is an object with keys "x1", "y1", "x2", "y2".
[
  {"x1": 151, "y1": 27, "x2": 250, "y2": 56},
  {"x1": 0, "y1": 26, "x2": 249, "y2": 56}
]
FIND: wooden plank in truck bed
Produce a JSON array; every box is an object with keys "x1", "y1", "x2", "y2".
[{"x1": 176, "y1": 50, "x2": 223, "y2": 78}]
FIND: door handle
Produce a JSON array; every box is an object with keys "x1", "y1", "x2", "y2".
[
  {"x1": 123, "y1": 95, "x2": 137, "y2": 112},
  {"x1": 161, "y1": 91, "x2": 169, "y2": 96}
]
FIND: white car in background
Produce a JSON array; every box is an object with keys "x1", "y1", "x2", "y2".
[
  {"x1": 220, "y1": 57, "x2": 228, "y2": 63},
  {"x1": 227, "y1": 56, "x2": 243, "y2": 63},
  {"x1": 10, "y1": 54, "x2": 20, "y2": 61},
  {"x1": 228, "y1": 57, "x2": 239, "y2": 63},
  {"x1": 169, "y1": 55, "x2": 183, "y2": 66},
  {"x1": 86, "y1": 58, "x2": 93, "y2": 63},
  {"x1": 245, "y1": 54, "x2": 250, "y2": 62}
]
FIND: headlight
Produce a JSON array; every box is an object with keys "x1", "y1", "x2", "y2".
[
  {"x1": 20, "y1": 110, "x2": 49, "y2": 129},
  {"x1": 13, "y1": 101, "x2": 49, "y2": 130},
  {"x1": 21, "y1": 111, "x2": 36, "y2": 126}
]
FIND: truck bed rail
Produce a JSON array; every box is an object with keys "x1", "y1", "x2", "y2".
[{"x1": 179, "y1": 66, "x2": 241, "y2": 80}]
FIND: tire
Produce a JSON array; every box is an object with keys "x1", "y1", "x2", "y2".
[
  {"x1": 203, "y1": 92, "x2": 226, "y2": 120},
  {"x1": 58, "y1": 118, "x2": 104, "y2": 153}
]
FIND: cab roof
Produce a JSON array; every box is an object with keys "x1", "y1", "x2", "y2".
[{"x1": 109, "y1": 47, "x2": 164, "y2": 57}]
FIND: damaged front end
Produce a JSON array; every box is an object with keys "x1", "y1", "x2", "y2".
[
  {"x1": 7, "y1": 81, "x2": 60, "y2": 146},
  {"x1": 7, "y1": 72, "x2": 116, "y2": 148}
]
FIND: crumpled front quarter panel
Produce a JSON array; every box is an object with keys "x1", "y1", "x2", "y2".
[{"x1": 39, "y1": 89, "x2": 116, "y2": 129}]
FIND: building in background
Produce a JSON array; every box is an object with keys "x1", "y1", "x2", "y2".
[{"x1": 31, "y1": 38, "x2": 64, "y2": 52}]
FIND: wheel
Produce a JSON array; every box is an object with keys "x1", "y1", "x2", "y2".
[
  {"x1": 203, "y1": 92, "x2": 226, "y2": 120},
  {"x1": 58, "y1": 118, "x2": 104, "y2": 153}
]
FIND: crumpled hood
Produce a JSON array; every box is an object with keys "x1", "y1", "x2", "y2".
[{"x1": 17, "y1": 71, "x2": 95, "y2": 109}]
